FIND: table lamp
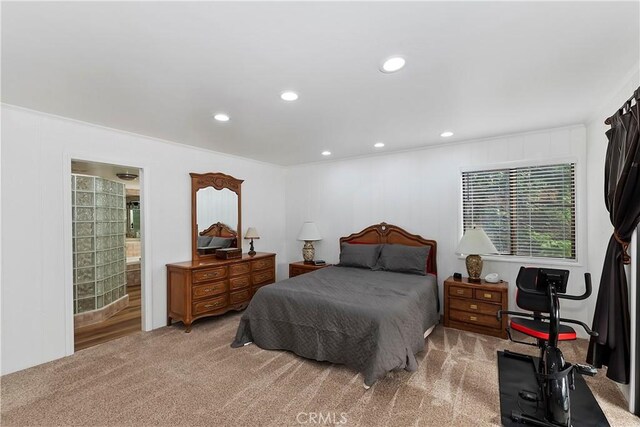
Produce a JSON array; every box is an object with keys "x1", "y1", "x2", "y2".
[
  {"x1": 455, "y1": 228, "x2": 498, "y2": 282},
  {"x1": 297, "y1": 222, "x2": 322, "y2": 263},
  {"x1": 244, "y1": 227, "x2": 260, "y2": 256}
]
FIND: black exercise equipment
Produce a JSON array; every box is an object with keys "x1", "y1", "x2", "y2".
[{"x1": 497, "y1": 267, "x2": 605, "y2": 427}]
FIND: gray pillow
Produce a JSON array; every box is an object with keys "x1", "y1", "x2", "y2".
[
  {"x1": 337, "y1": 243, "x2": 382, "y2": 269},
  {"x1": 375, "y1": 244, "x2": 430, "y2": 275},
  {"x1": 197, "y1": 235, "x2": 213, "y2": 248},
  {"x1": 207, "y1": 237, "x2": 233, "y2": 249}
]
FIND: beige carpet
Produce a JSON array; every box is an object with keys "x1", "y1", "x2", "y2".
[{"x1": 2, "y1": 312, "x2": 637, "y2": 426}]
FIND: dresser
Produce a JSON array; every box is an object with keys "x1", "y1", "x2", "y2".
[
  {"x1": 167, "y1": 252, "x2": 276, "y2": 332},
  {"x1": 443, "y1": 276, "x2": 508, "y2": 339},
  {"x1": 288, "y1": 261, "x2": 332, "y2": 278}
]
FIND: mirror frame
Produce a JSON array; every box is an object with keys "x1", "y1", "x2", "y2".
[{"x1": 190, "y1": 172, "x2": 243, "y2": 261}]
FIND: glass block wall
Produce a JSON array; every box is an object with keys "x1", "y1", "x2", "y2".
[{"x1": 72, "y1": 174, "x2": 127, "y2": 314}]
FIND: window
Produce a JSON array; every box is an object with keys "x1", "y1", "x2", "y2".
[{"x1": 461, "y1": 162, "x2": 576, "y2": 260}]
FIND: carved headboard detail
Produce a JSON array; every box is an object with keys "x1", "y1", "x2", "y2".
[
  {"x1": 199, "y1": 221, "x2": 238, "y2": 247},
  {"x1": 339, "y1": 222, "x2": 437, "y2": 276}
]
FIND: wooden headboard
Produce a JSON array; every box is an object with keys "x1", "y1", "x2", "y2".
[
  {"x1": 199, "y1": 222, "x2": 238, "y2": 247},
  {"x1": 339, "y1": 222, "x2": 437, "y2": 276}
]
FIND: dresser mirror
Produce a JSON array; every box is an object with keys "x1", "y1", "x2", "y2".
[{"x1": 190, "y1": 172, "x2": 243, "y2": 261}]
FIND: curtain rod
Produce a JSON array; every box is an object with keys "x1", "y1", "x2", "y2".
[{"x1": 605, "y1": 87, "x2": 640, "y2": 125}]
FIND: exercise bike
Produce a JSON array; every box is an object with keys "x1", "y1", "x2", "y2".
[{"x1": 497, "y1": 267, "x2": 599, "y2": 427}]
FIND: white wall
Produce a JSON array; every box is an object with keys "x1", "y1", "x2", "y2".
[
  {"x1": 0, "y1": 105, "x2": 287, "y2": 375},
  {"x1": 284, "y1": 126, "x2": 591, "y2": 330}
]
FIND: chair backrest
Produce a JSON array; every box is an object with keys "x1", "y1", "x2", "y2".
[{"x1": 515, "y1": 267, "x2": 550, "y2": 313}]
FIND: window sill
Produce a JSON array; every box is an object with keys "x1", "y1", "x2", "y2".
[{"x1": 457, "y1": 255, "x2": 583, "y2": 268}]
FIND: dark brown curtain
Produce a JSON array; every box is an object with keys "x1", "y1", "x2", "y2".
[{"x1": 587, "y1": 87, "x2": 640, "y2": 384}]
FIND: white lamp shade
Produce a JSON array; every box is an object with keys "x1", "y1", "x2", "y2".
[
  {"x1": 297, "y1": 222, "x2": 322, "y2": 241},
  {"x1": 455, "y1": 228, "x2": 498, "y2": 255},
  {"x1": 244, "y1": 227, "x2": 260, "y2": 239}
]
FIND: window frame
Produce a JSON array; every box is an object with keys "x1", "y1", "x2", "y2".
[{"x1": 458, "y1": 157, "x2": 584, "y2": 267}]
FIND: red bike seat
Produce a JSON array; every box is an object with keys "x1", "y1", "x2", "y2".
[{"x1": 511, "y1": 317, "x2": 577, "y2": 341}]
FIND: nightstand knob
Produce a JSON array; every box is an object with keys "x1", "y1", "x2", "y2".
[{"x1": 456, "y1": 289, "x2": 464, "y2": 295}]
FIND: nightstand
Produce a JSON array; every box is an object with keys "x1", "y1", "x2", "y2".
[
  {"x1": 289, "y1": 261, "x2": 331, "y2": 278},
  {"x1": 443, "y1": 276, "x2": 508, "y2": 339}
]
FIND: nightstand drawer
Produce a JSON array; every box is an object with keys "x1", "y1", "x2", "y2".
[
  {"x1": 192, "y1": 281, "x2": 227, "y2": 300},
  {"x1": 251, "y1": 257, "x2": 274, "y2": 271},
  {"x1": 449, "y1": 286, "x2": 473, "y2": 298},
  {"x1": 450, "y1": 309, "x2": 501, "y2": 328},
  {"x1": 475, "y1": 289, "x2": 502, "y2": 303},
  {"x1": 229, "y1": 275, "x2": 250, "y2": 290},
  {"x1": 192, "y1": 295, "x2": 228, "y2": 315},
  {"x1": 193, "y1": 267, "x2": 227, "y2": 283},
  {"x1": 449, "y1": 297, "x2": 500, "y2": 316},
  {"x1": 290, "y1": 266, "x2": 307, "y2": 277},
  {"x1": 229, "y1": 262, "x2": 250, "y2": 277}
]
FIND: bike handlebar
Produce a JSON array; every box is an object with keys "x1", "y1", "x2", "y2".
[{"x1": 559, "y1": 273, "x2": 592, "y2": 300}]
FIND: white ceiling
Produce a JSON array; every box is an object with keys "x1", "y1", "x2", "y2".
[
  {"x1": 2, "y1": 2, "x2": 639, "y2": 165},
  {"x1": 72, "y1": 160, "x2": 140, "y2": 190}
]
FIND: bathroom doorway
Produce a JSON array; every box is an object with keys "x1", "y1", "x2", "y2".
[{"x1": 71, "y1": 160, "x2": 143, "y2": 351}]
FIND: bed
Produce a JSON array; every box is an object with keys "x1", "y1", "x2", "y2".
[{"x1": 231, "y1": 223, "x2": 439, "y2": 387}]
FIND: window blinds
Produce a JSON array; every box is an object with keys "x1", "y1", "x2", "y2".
[{"x1": 462, "y1": 163, "x2": 576, "y2": 260}]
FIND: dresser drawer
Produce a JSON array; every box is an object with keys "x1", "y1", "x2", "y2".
[
  {"x1": 449, "y1": 286, "x2": 473, "y2": 298},
  {"x1": 193, "y1": 267, "x2": 227, "y2": 284},
  {"x1": 252, "y1": 269, "x2": 275, "y2": 285},
  {"x1": 251, "y1": 257, "x2": 274, "y2": 271},
  {"x1": 449, "y1": 297, "x2": 500, "y2": 316},
  {"x1": 475, "y1": 289, "x2": 502, "y2": 303},
  {"x1": 230, "y1": 289, "x2": 250, "y2": 304},
  {"x1": 192, "y1": 281, "x2": 227, "y2": 300},
  {"x1": 229, "y1": 262, "x2": 250, "y2": 277},
  {"x1": 450, "y1": 309, "x2": 501, "y2": 329},
  {"x1": 192, "y1": 295, "x2": 228, "y2": 315},
  {"x1": 229, "y1": 275, "x2": 251, "y2": 290}
]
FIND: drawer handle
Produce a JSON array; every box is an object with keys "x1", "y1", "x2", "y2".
[
  {"x1": 483, "y1": 293, "x2": 492, "y2": 299},
  {"x1": 469, "y1": 304, "x2": 477, "y2": 310},
  {"x1": 469, "y1": 316, "x2": 477, "y2": 321},
  {"x1": 456, "y1": 289, "x2": 464, "y2": 295},
  {"x1": 204, "y1": 288, "x2": 213, "y2": 292},
  {"x1": 204, "y1": 301, "x2": 223, "y2": 308}
]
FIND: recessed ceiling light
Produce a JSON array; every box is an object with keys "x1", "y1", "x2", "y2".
[
  {"x1": 321, "y1": 151, "x2": 331, "y2": 156},
  {"x1": 213, "y1": 113, "x2": 230, "y2": 122},
  {"x1": 374, "y1": 142, "x2": 385, "y2": 148},
  {"x1": 440, "y1": 131, "x2": 454, "y2": 138},
  {"x1": 281, "y1": 91, "x2": 299, "y2": 101},
  {"x1": 380, "y1": 56, "x2": 406, "y2": 73}
]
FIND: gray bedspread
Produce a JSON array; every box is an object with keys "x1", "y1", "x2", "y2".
[{"x1": 231, "y1": 266, "x2": 439, "y2": 386}]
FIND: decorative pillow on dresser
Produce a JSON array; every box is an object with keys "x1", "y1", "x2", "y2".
[
  {"x1": 337, "y1": 243, "x2": 382, "y2": 269},
  {"x1": 375, "y1": 244, "x2": 429, "y2": 275}
]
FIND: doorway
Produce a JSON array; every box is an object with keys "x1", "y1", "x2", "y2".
[{"x1": 71, "y1": 160, "x2": 143, "y2": 351}]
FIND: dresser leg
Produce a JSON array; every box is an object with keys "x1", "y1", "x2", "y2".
[
  {"x1": 185, "y1": 323, "x2": 192, "y2": 333},
  {"x1": 167, "y1": 316, "x2": 172, "y2": 326}
]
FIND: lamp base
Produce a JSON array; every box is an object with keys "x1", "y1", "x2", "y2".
[
  {"x1": 466, "y1": 254, "x2": 483, "y2": 282},
  {"x1": 302, "y1": 241, "x2": 315, "y2": 262},
  {"x1": 248, "y1": 239, "x2": 256, "y2": 257}
]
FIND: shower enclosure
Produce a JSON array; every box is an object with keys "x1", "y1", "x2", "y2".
[{"x1": 72, "y1": 174, "x2": 127, "y2": 315}]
